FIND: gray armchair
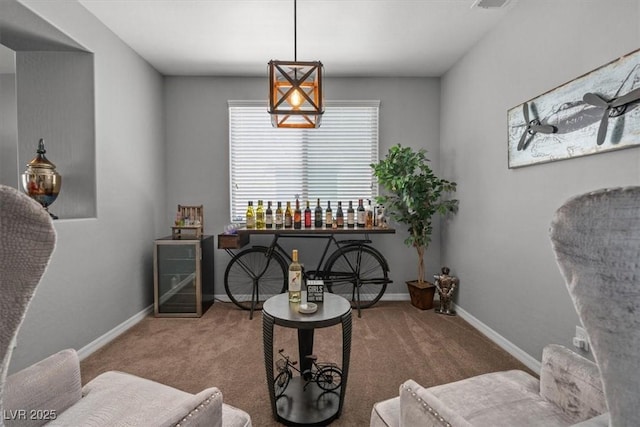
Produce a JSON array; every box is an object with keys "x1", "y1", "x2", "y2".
[
  {"x1": 0, "y1": 185, "x2": 252, "y2": 427},
  {"x1": 372, "y1": 186, "x2": 640, "y2": 426},
  {"x1": 371, "y1": 344, "x2": 606, "y2": 427}
]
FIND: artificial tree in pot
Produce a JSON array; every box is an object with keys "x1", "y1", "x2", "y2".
[{"x1": 371, "y1": 144, "x2": 459, "y2": 309}]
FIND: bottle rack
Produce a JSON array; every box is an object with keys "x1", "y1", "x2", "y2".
[{"x1": 171, "y1": 204, "x2": 204, "y2": 239}]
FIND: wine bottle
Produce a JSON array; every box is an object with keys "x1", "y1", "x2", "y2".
[
  {"x1": 336, "y1": 201, "x2": 344, "y2": 228},
  {"x1": 347, "y1": 201, "x2": 355, "y2": 228},
  {"x1": 256, "y1": 200, "x2": 265, "y2": 229},
  {"x1": 285, "y1": 201, "x2": 293, "y2": 229},
  {"x1": 365, "y1": 199, "x2": 373, "y2": 229},
  {"x1": 314, "y1": 198, "x2": 323, "y2": 228},
  {"x1": 325, "y1": 201, "x2": 332, "y2": 228},
  {"x1": 288, "y1": 249, "x2": 302, "y2": 303},
  {"x1": 294, "y1": 198, "x2": 302, "y2": 229},
  {"x1": 265, "y1": 201, "x2": 273, "y2": 229},
  {"x1": 357, "y1": 198, "x2": 366, "y2": 228},
  {"x1": 304, "y1": 200, "x2": 312, "y2": 228},
  {"x1": 275, "y1": 201, "x2": 283, "y2": 229},
  {"x1": 246, "y1": 201, "x2": 255, "y2": 229}
]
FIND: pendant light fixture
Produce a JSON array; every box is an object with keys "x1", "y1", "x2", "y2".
[{"x1": 268, "y1": 0, "x2": 324, "y2": 128}]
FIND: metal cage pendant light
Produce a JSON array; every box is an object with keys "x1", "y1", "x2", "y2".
[{"x1": 268, "y1": 0, "x2": 324, "y2": 128}]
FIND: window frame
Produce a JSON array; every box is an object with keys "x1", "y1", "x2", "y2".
[{"x1": 228, "y1": 99, "x2": 380, "y2": 223}]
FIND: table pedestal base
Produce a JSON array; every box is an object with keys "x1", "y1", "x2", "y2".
[{"x1": 275, "y1": 378, "x2": 341, "y2": 426}]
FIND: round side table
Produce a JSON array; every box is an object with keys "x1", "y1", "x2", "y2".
[{"x1": 263, "y1": 292, "x2": 352, "y2": 426}]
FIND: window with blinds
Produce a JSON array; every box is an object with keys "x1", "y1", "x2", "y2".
[{"x1": 228, "y1": 100, "x2": 380, "y2": 222}]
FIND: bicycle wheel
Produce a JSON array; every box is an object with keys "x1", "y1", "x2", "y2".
[
  {"x1": 274, "y1": 370, "x2": 292, "y2": 398},
  {"x1": 315, "y1": 366, "x2": 342, "y2": 391},
  {"x1": 324, "y1": 245, "x2": 388, "y2": 309},
  {"x1": 224, "y1": 247, "x2": 287, "y2": 310}
]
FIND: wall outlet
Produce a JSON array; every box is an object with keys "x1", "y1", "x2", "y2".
[{"x1": 573, "y1": 325, "x2": 590, "y2": 352}]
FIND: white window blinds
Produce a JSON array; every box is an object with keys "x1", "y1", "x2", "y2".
[{"x1": 229, "y1": 100, "x2": 380, "y2": 222}]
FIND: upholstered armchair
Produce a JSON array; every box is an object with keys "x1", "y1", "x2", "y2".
[
  {"x1": 371, "y1": 344, "x2": 606, "y2": 427},
  {"x1": 0, "y1": 185, "x2": 252, "y2": 427},
  {"x1": 371, "y1": 186, "x2": 640, "y2": 426}
]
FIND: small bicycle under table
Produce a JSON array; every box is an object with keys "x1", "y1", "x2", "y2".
[
  {"x1": 222, "y1": 228, "x2": 394, "y2": 318},
  {"x1": 274, "y1": 348, "x2": 343, "y2": 398}
]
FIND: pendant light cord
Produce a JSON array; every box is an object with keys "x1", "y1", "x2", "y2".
[{"x1": 294, "y1": 0, "x2": 297, "y2": 62}]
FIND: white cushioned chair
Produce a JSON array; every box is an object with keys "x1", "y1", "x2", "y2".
[
  {"x1": 372, "y1": 186, "x2": 640, "y2": 426},
  {"x1": 0, "y1": 185, "x2": 252, "y2": 427},
  {"x1": 370, "y1": 344, "x2": 607, "y2": 427}
]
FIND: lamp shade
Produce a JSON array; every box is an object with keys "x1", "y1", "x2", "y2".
[{"x1": 268, "y1": 60, "x2": 324, "y2": 128}]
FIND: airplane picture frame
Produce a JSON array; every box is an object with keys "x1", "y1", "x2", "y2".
[{"x1": 507, "y1": 48, "x2": 640, "y2": 168}]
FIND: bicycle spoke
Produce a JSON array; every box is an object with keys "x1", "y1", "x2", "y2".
[
  {"x1": 274, "y1": 371, "x2": 291, "y2": 398},
  {"x1": 325, "y1": 246, "x2": 388, "y2": 309},
  {"x1": 316, "y1": 366, "x2": 342, "y2": 391},
  {"x1": 224, "y1": 247, "x2": 287, "y2": 310}
]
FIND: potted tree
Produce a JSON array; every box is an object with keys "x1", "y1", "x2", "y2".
[{"x1": 371, "y1": 144, "x2": 459, "y2": 310}]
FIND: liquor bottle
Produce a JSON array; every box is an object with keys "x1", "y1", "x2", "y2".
[
  {"x1": 373, "y1": 203, "x2": 378, "y2": 227},
  {"x1": 304, "y1": 200, "x2": 312, "y2": 228},
  {"x1": 347, "y1": 201, "x2": 355, "y2": 228},
  {"x1": 357, "y1": 199, "x2": 366, "y2": 228},
  {"x1": 275, "y1": 201, "x2": 284, "y2": 229},
  {"x1": 365, "y1": 199, "x2": 374, "y2": 229},
  {"x1": 256, "y1": 199, "x2": 265, "y2": 229},
  {"x1": 314, "y1": 198, "x2": 323, "y2": 228},
  {"x1": 325, "y1": 201, "x2": 332, "y2": 228},
  {"x1": 246, "y1": 201, "x2": 255, "y2": 229},
  {"x1": 285, "y1": 201, "x2": 293, "y2": 229},
  {"x1": 265, "y1": 201, "x2": 273, "y2": 229},
  {"x1": 288, "y1": 249, "x2": 302, "y2": 303},
  {"x1": 336, "y1": 201, "x2": 344, "y2": 228},
  {"x1": 294, "y1": 198, "x2": 302, "y2": 229}
]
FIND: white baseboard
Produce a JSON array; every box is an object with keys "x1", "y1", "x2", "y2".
[
  {"x1": 215, "y1": 293, "x2": 412, "y2": 302},
  {"x1": 77, "y1": 305, "x2": 153, "y2": 361},
  {"x1": 380, "y1": 293, "x2": 411, "y2": 301},
  {"x1": 454, "y1": 304, "x2": 541, "y2": 374}
]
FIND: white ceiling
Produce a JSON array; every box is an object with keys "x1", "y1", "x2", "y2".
[{"x1": 78, "y1": 0, "x2": 516, "y2": 77}]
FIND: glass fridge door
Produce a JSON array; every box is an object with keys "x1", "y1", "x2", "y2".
[{"x1": 156, "y1": 242, "x2": 200, "y2": 315}]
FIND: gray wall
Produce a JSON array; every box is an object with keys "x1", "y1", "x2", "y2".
[
  {"x1": 440, "y1": 0, "x2": 640, "y2": 362},
  {"x1": 9, "y1": 0, "x2": 166, "y2": 372},
  {"x1": 0, "y1": 72, "x2": 18, "y2": 187},
  {"x1": 16, "y1": 51, "x2": 96, "y2": 219},
  {"x1": 164, "y1": 77, "x2": 442, "y2": 298}
]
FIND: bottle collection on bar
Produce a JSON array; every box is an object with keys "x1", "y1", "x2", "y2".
[{"x1": 245, "y1": 197, "x2": 379, "y2": 230}]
